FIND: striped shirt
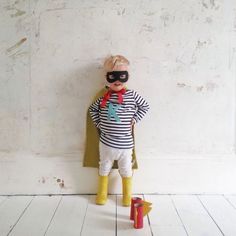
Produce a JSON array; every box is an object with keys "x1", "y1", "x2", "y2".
[{"x1": 89, "y1": 89, "x2": 149, "y2": 149}]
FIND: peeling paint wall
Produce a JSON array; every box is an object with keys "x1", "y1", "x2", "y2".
[{"x1": 0, "y1": 0, "x2": 236, "y2": 194}]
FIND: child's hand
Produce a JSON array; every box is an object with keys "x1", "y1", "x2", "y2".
[{"x1": 131, "y1": 119, "x2": 135, "y2": 127}]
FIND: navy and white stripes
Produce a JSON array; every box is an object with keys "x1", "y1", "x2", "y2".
[{"x1": 89, "y1": 89, "x2": 149, "y2": 149}]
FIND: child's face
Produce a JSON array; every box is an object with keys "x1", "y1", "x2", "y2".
[{"x1": 106, "y1": 70, "x2": 129, "y2": 91}]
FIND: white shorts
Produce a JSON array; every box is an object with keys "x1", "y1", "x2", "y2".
[{"x1": 99, "y1": 141, "x2": 133, "y2": 177}]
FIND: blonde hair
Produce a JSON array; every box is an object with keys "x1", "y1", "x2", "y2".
[{"x1": 104, "y1": 55, "x2": 130, "y2": 71}]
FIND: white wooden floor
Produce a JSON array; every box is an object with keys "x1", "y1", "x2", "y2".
[{"x1": 0, "y1": 195, "x2": 236, "y2": 236}]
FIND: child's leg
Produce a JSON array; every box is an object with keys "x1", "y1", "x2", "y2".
[
  {"x1": 96, "y1": 175, "x2": 108, "y2": 205},
  {"x1": 117, "y1": 149, "x2": 133, "y2": 206},
  {"x1": 98, "y1": 141, "x2": 114, "y2": 176},
  {"x1": 96, "y1": 142, "x2": 114, "y2": 205}
]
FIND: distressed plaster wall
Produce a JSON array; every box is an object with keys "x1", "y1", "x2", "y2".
[{"x1": 0, "y1": 0, "x2": 236, "y2": 194}]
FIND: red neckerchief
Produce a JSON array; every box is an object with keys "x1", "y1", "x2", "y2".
[{"x1": 100, "y1": 88, "x2": 126, "y2": 108}]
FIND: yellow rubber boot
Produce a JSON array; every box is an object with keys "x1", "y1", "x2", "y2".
[
  {"x1": 96, "y1": 175, "x2": 108, "y2": 205},
  {"x1": 122, "y1": 177, "x2": 132, "y2": 206}
]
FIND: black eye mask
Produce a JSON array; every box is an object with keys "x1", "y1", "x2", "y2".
[{"x1": 106, "y1": 71, "x2": 129, "y2": 83}]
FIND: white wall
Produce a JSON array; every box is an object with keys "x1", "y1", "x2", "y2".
[{"x1": 0, "y1": 0, "x2": 236, "y2": 194}]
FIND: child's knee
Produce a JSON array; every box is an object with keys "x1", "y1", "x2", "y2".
[
  {"x1": 99, "y1": 160, "x2": 113, "y2": 176},
  {"x1": 118, "y1": 162, "x2": 132, "y2": 177},
  {"x1": 119, "y1": 168, "x2": 132, "y2": 177}
]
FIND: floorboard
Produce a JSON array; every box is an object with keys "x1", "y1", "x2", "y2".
[
  {"x1": 7, "y1": 196, "x2": 61, "y2": 236},
  {"x1": 145, "y1": 195, "x2": 187, "y2": 236},
  {"x1": 224, "y1": 195, "x2": 236, "y2": 209},
  {"x1": 80, "y1": 195, "x2": 116, "y2": 236},
  {"x1": 1, "y1": 194, "x2": 236, "y2": 236},
  {"x1": 0, "y1": 196, "x2": 33, "y2": 236},
  {"x1": 0, "y1": 196, "x2": 7, "y2": 205},
  {"x1": 199, "y1": 195, "x2": 236, "y2": 236},
  {"x1": 172, "y1": 195, "x2": 223, "y2": 236},
  {"x1": 45, "y1": 195, "x2": 89, "y2": 236}
]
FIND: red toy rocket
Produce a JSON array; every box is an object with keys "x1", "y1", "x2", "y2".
[
  {"x1": 134, "y1": 203, "x2": 144, "y2": 229},
  {"x1": 130, "y1": 197, "x2": 152, "y2": 229},
  {"x1": 130, "y1": 197, "x2": 143, "y2": 220}
]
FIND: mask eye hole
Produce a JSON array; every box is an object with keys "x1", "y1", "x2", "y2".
[
  {"x1": 108, "y1": 74, "x2": 114, "y2": 79},
  {"x1": 120, "y1": 74, "x2": 126, "y2": 79}
]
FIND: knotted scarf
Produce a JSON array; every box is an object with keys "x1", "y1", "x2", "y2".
[{"x1": 100, "y1": 88, "x2": 126, "y2": 108}]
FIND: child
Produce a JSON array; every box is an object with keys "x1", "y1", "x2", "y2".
[{"x1": 88, "y1": 55, "x2": 149, "y2": 206}]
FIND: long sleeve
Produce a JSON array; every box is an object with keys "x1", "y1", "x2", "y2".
[
  {"x1": 132, "y1": 90, "x2": 150, "y2": 124},
  {"x1": 89, "y1": 97, "x2": 102, "y2": 128}
]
